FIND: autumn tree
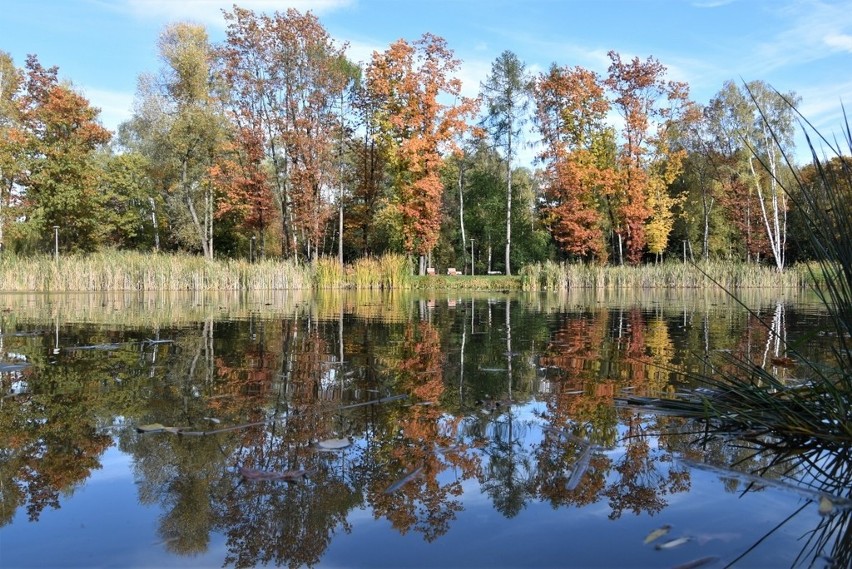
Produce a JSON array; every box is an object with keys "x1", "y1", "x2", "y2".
[
  {"x1": 481, "y1": 50, "x2": 530, "y2": 275},
  {"x1": 605, "y1": 51, "x2": 693, "y2": 264},
  {"x1": 207, "y1": 125, "x2": 273, "y2": 258},
  {"x1": 345, "y1": 85, "x2": 391, "y2": 257},
  {"x1": 366, "y1": 33, "x2": 477, "y2": 274},
  {"x1": 14, "y1": 55, "x2": 111, "y2": 253},
  {"x1": 532, "y1": 64, "x2": 616, "y2": 263},
  {"x1": 222, "y1": 7, "x2": 355, "y2": 262},
  {"x1": 0, "y1": 51, "x2": 23, "y2": 251}
]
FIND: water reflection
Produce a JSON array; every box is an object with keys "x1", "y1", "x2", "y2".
[{"x1": 0, "y1": 289, "x2": 844, "y2": 568}]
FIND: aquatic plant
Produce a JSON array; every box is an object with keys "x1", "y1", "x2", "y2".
[{"x1": 623, "y1": 103, "x2": 852, "y2": 568}]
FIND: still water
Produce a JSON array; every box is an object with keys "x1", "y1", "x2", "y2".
[{"x1": 0, "y1": 289, "x2": 845, "y2": 568}]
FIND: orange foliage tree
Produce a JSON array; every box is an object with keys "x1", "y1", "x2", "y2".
[
  {"x1": 532, "y1": 65, "x2": 616, "y2": 263},
  {"x1": 222, "y1": 7, "x2": 353, "y2": 261},
  {"x1": 366, "y1": 33, "x2": 477, "y2": 274},
  {"x1": 605, "y1": 52, "x2": 693, "y2": 264}
]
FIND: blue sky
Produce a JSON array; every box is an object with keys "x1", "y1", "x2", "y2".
[{"x1": 2, "y1": 0, "x2": 850, "y2": 165}]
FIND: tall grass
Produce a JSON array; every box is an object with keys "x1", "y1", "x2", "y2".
[
  {"x1": 520, "y1": 259, "x2": 810, "y2": 291},
  {"x1": 347, "y1": 254, "x2": 411, "y2": 290},
  {"x1": 617, "y1": 107, "x2": 852, "y2": 568},
  {"x1": 314, "y1": 256, "x2": 345, "y2": 289},
  {"x1": 0, "y1": 250, "x2": 312, "y2": 291}
]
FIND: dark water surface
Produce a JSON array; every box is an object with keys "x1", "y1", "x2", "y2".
[{"x1": 0, "y1": 289, "x2": 845, "y2": 568}]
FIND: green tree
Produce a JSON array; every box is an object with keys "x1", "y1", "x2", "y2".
[
  {"x1": 481, "y1": 51, "x2": 530, "y2": 276},
  {"x1": 706, "y1": 80, "x2": 799, "y2": 271},
  {"x1": 16, "y1": 55, "x2": 111, "y2": 253},
  {"x1": 96, "y1": 149, "x2": 164, "y2": 250},
  {"x1": 128, "y1": 23, "x2": 227, "y2": 259}
]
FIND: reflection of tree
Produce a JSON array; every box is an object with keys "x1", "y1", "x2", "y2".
[
  {"x1": 220, "y1": 469, "x2": 359, "y2": 569},
  {"x1": 0, "y1": 347, "x2": 112, "y2": 524},
  {"x1": 533, "y1": 308, "x2": 691, "y2": 519},
  {"x1": 603, "y1": 428, "x2": 689, "y2": 520},
  {"x1": 368, "y1": 321, "x2": 477, "y2": 542},
  {"x1": 479, "y1": 414, "x2": 534, "y2": 518},
  {"x1": 531, "y1": 429, "x2": 608, "y2": 509}
]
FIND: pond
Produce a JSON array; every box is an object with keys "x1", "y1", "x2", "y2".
[{"x1": 0, "y1": 289, "x2": 847, "y2": 568}]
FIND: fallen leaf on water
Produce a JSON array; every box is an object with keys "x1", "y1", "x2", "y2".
[
  {"x1": 671, "y1": 556, "x2": 720, "y2": 569},
  {"x1": 383, "y1": 466, "x2": 424, "y2": 494},
  {"x1": 818, "y1": 495, "x2": 834, "y2": 516},
  {"x1": 317, "y1": 438, "x2": 351, "y2": 450},
  {"x1": 239, "y1": 466, "x2": 315, "y2": 482},
  {"x1": 643, "y1": 524, "x2": 672, "y2": 544},
  {"x1": 136, "y1": 423, "x2": 182, "y2": 434},
  {"x1": 655, "y1": 536, "x2": 691, "y2": 550}
]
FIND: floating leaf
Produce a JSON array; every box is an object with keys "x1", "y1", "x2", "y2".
[
  {"x1": 66, "y1": 343, "x2": 122, "y2": 351},
  {"x1": 136, "y1": 423, "x2": 167, "y2": 433},
  {"x1": 136, "y1": 423, "x2": 182, "y2": 434},
  {"x1": 239, "y1": 466, "x2": 315, "y2": 482},
  {"x1": 643, "y1": 524, "x2": 672, "y2": 544},
  {"x1": 671, "y1": 556, "x2": 720, "y2": 569},
  {"x1": 383, "y1": 466, "x2": 424, "y2": 494},
  {"x1": 317, "y1": 438, "x2": 351, "y2": 450},
  {"x1": 655, "y1": 536, "x2": 691, "y2": 550}
]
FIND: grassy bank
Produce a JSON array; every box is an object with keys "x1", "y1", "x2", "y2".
[{"x1": 0, "y1": 250, "x2": 817, "y2": 292}]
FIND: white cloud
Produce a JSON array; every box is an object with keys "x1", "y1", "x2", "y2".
[
  {"x1": 824, "y1": 33, "x2": 852, "y2": 52},
  {"x1": 121, "y1": 0, "x2": 354, "y2": 28},
  {"x1": 81, "y1": 86, "x2": 135, "y2": 133},
  {"x1": 749, "y1": 0, "x2": 852, "y2": 72}
]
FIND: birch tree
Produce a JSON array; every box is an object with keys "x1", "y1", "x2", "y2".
[{"x1": 707, "y1": 81, "x2": 799, "y2": 270}]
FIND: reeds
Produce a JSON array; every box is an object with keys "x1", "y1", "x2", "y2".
[
  {"x1": 520, "y1": 259, "x2": 810, "y2": 291},
  {"x1": 0, "y1": 250, "x2": 312, "y2": 291},
  {"x1": 347, "y1": 254, "x2": 411, "y2": 290}
]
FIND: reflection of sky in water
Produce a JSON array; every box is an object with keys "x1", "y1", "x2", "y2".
[
  {"x1": 5, "y1": 444, "x2": 819, "y2": 569},
  {"x1": 0, "y1": 291, "x2": 841, "y2": 568}
]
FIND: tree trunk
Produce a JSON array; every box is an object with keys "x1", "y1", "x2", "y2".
[
  {"x1": 149, "y1": 197, "x2": 160, "y2": 251},
  {"x1": 458, "y1": 160, "x2": 466, "y2": 273},
  {"x1": 505, "y1": 129, "x2": 513, "y2": 275}
]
